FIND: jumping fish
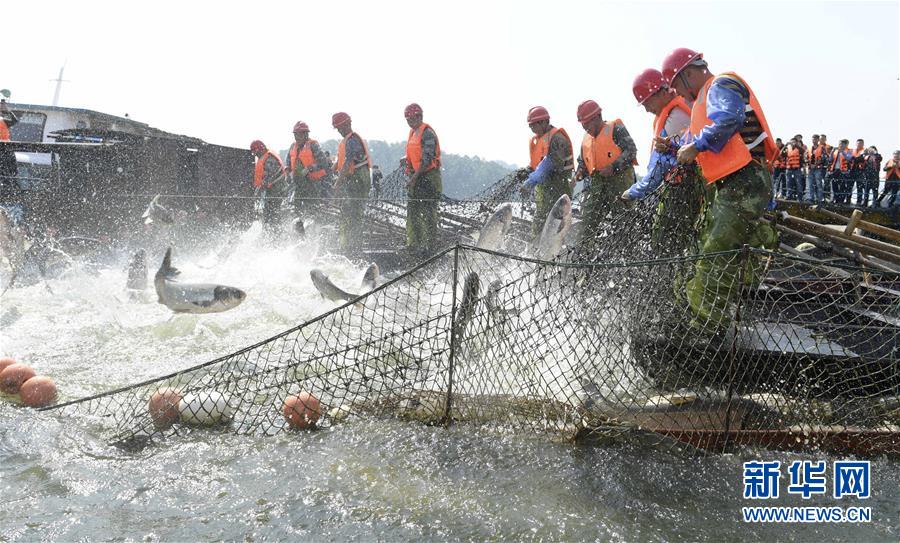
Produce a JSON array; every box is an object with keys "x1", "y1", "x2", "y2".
[
  {"x1": 154, "y1": 248, "x2": 246, "y2": 313},
  {"x1": 310, "y1": 269, "x2": 360, "y2": 304},
  {"x1": 361, "y1": 263, "x2": 380, "y2": 291},
  {"x1": 142, "y1": 194, "x2": 175, "y2": 225},
  {"x1": 125, "y1": 249, "x2": 147, "y2": 290},
  {"x1": 475, "y1": 204, "x2": 513, "y2": 250},
  {"x1": 533, "y1": 194, "x2": 573, "y2": 260}
]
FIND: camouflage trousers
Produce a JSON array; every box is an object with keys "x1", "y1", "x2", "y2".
[
  {"x1": 579, "y1": 167, "x2": 634, "y2": 249},
  {"x1": 685, "y1": 161, "x2": 777, "y2": 330},
  {"x1": 338, "y1": 167, "x2": 371, "y2": 253},
  {"x1": 532, "y1": 173, "x2": 572, "y2": 239},
  {"x1": 406, "y1": 169, "x2": 442, "y2": 255}
]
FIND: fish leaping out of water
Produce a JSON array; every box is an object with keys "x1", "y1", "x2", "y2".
[
  {"x1": 476, "y1": 204, "x2": 513, "y2": 251},
  {"x1": 533, "y1": 194, "x2": 573, "y2": 260},
  {"x1": 310, "y1": 269, "x2": 360, "y2": 304},
  {"x1": 142, "y1": 194, "x2": 175, "y2": 225},
  {"x1": 154, "y1": 248, "x2": 246, "y2": 313},
  {"x1": 361, "y1": 263, "x2": 380, "y2": 291}
]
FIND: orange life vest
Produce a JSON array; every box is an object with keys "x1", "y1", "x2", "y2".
[
  {"x1": 831, "y1": 149, "x2": 850, "y2": 173},
  {"x1": 253, "y1": 150, "x2": 283, "y2": 189},
  {"x1": 289, "y1": 140, "x2": 327, "y2": 180},
  {"x1": 785, "y1": 145, "x2": 801, "y2": 169},
  {"x1": 773, "y1": 149, "x2": 784, "y2": 169},
  {"x1": 0, "y1": 120, "x2": 9, "y2": 141},
  {"x1": 335, "y1": 131, "x2": 371, "y2": 174},
  {"x1": 884, "y1": 159, "x2": 900, "y2": 180},
  {"x1": 851, "y1": 147, "x2": 865, "y2": 171},
  {"x1": 688, "y1": 72, "x2": 776, "y2": 184},
  {"x1": 808, "y1": 143, "x2": 827, "y2": 167},
  {"x1": 653, "y1": 96, "x2": 691, "y2": 137},
  {"x1": 406, "y1": 123, "x2": 441, "y2": 172},
  {"x1": 528, "y1": 127, "x2": 573, "y2": 170},
  {"x1": 581, "y1": 119, "x2": 636, "y2": 175}
]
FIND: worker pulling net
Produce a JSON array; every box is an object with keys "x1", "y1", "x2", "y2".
[{"x1": 47, "y1": 235, "x2": 899, "y2": 455}]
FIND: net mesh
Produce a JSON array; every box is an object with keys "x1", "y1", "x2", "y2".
[{"x1": 46, "y1": 176, "x2": 900, "y2": 456}]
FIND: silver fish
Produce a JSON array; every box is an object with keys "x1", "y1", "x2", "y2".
[
  {"x1": 142, "y1": 194, "x2": 175, "y2": 225},
  {"x1": 154, "y1": 248, "x2": 246, "y2": 314},
  {"x1": 476, "y1": 204, "x2": 513, "y2": 250},
  {"x1": 361, "y1": 263, "x2": 380, "y2": 291},
  {"x1": 534, "y1": 194, "x2": 573, "y2": 260},
  {"x1": 310, "y1": 269, "x2": 359, "y2": 304}
]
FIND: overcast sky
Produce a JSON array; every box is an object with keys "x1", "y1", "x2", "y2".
[{"x1": 7, "y1": 0, "x2": 899, "y2": 167}]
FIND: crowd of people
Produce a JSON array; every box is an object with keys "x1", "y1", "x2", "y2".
[{"x1": 772, "y1": 135, "x2": 899, "y2": 207}]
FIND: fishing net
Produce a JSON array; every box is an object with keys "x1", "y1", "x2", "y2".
[{"x1": 45, "y1": 176, "x2": 900, "y2": 456}]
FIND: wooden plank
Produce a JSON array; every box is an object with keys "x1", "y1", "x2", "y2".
[
  {"x1": 814, "y1": 205, "x2": 900, "y2": 244},
  {"x1": 844, "y1": 209, "x2": 863, "y2": 236}
]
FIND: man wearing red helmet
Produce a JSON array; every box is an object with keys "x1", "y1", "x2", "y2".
[
  {"x1": 623, "y1": 69, "x2": 702, "y2": 256},
  {"x1": 519, "y1": 106, "x2": 574, "y2": 238},
  {"x1": 662, "y1": 47, "x2": 777, "y2": 328},
  {"x1": 332, "y1": 112, "x2": 372, "y2": 254},
  {"x1": 401, "y1": 103, "x2": 442, "y2": 257},
  {"x1": 250, "y1": 140, "x2": 287, "y2": 235},
  {"x1": 574, "y1": 99, "x2": 637, "y2": 246},
  {"x1": 286, "y1": 121, "x2": 332, "y2": 214}
]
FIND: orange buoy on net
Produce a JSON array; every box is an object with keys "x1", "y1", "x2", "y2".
[
  {"x1": 19, "y1": 376, "x2": 58, "y2": 408},
  {"x1": 148, "y1": 387, "x2": 182, "y2": 429},
  {"x1": 0, "y1": 363, "x2": 36, "y2": 394},
  {"x1": 0, "y1": 357, "x2": 17, "y2": 373},
  {"x1": 283, "y1": 392, "x2": 321, "y2": 430}
]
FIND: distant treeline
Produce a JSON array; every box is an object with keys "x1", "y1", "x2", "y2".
[{"x1": 281, "y1": 140, "x2": 514, "y2": 199}]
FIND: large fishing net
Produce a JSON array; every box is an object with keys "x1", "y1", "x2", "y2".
[{"x1": 45, "y1": 176, "x2": 900, "y2": 456}]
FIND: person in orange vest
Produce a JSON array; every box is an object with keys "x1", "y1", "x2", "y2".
[
  {"x1": 861, "y1": 146, "x2": 882, "y2": 207},
  {"x1": 806, "y1": 134, "x2": 828, "y2": 202},
  {"x1": 331, "y1": 112, "x2": 371, "y2": 254},
  {"x1": 401, "y1": 103, "x2": 442, "y2": 257},
  {"x1": 574, "y1": 99, "x2": 637, "y2": 246},
  {"x1": 517, "y1": 106, "x2": 574, "y2": 238},
  {"x1": 817, "y1": 134, "x2": 834, "y2": 201},
  {"x1": 286, "y1": 121, "x2": 332, "y2": 214},
  {"x1": 250, "y1": 139, "x2": 286, "y2": 235},
  {"x1": 623, "y1": 68, "x2": 703, "y2": 256},
  {"x1": 876, "y1": 150, "x2": 900, "y2": 207},
  {"x1": 781, "y1": 136, "x2": 805, "y2": 201},
  {"x1": 772, "y1": 138, "x2": 786, "y2": 198},
  {"x1": 828, "y1": 139, "x2": 854, "y2": 204},
  {"x1": 663, "y1": 47, "x2": 777, "y2": 328},
  {"x1": 0, "y1": 97, "x2": 20, "y2": 203}
]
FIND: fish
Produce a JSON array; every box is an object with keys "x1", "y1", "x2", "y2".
[
  {"x1": 310, "y1": 269, "x2": 360, "y2": 304},
  {"x1": 142, "y1": 194, "x2": 175, "y2": 225},
  {"x1": 125, "y1": 249, "x2": 147, "y2": 290},
  {"x1": 485, "y1": 279, "x2": 519, "y2": 321},
  {"x1": 475, "y1": 204, "x2": 513, "y2": 250},
  {"x1": 361, "y1": 263, "x2": 380, "y2": 291},
  {"x1": 291, "y1": 217, "x2": 306, "y2": 238},
  {"x1": 453, "y1": 272, "x2": 480, "y2": 339},
  {"x1": 533, "y1": 194, "x2": 573, "y2": 260},
  {"x1": 154, "y1": 248, "x2": 246, "y2": 314}
]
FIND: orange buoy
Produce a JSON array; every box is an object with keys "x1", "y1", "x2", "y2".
[
  {"x1": 0, "y1": 357, "x2": 16, "y2": 373},
  {"x1": 19, "y1": 376, "x2": 58, "y2": 408},
  {"x1": 148, "y1": 387, "x2": 182, "y2": 428},
  {"x1": 0, "y1": 363, "x2": 36, "y2": 394},
  {"x1": 283, "y1": 392, "x2": 321, "y2": 430}
]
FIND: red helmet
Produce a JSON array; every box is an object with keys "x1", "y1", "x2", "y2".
[
  {"x1": 526, "y1": 106, "x2": 550, "y2": 124},
  {"x1": 293, "y1": 121, "x2": 309, "y2": 133},
  {"x1": 661, "y1": 47, "x2": 703, "y2": 85},
  {"x1": 632, "y1": 69, "x2": 666, "y2": 104},
  {"x1": 404, "y1": 103, "x2": 423, "y2": 118},
  {"x1": 250, "y1": 140, "x2": 266, "y2": 154},
  {"x1": 331, "y1": 112, "x2": 351, "y2": 128},
  {"x1": 576, "y1": 100, "x2": 601, "y2": 123}
]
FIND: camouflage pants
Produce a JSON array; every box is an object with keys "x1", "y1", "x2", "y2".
[
  {"x1": 407, "y1": 169, "x2": 442, "y2": 255},
  {"x1": 685, "y1": 161, "x2": 777, "y2": 329},
  {"x1": 651, "y1": 170, "x2": 706, "y2": 258},
  {"x1": 532, "y1": 173, "x2": 572, "y2": 239},
  {"x1": 579, "y1": 167, "x2": 634, "y2": 249},
  {"x1": 338, "y1": 168, "x2": 371, "y2": 253}
]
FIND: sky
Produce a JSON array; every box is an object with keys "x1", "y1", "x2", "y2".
[{"x1": 6, "y1": 0, "x2": 899, "y2": 167}]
